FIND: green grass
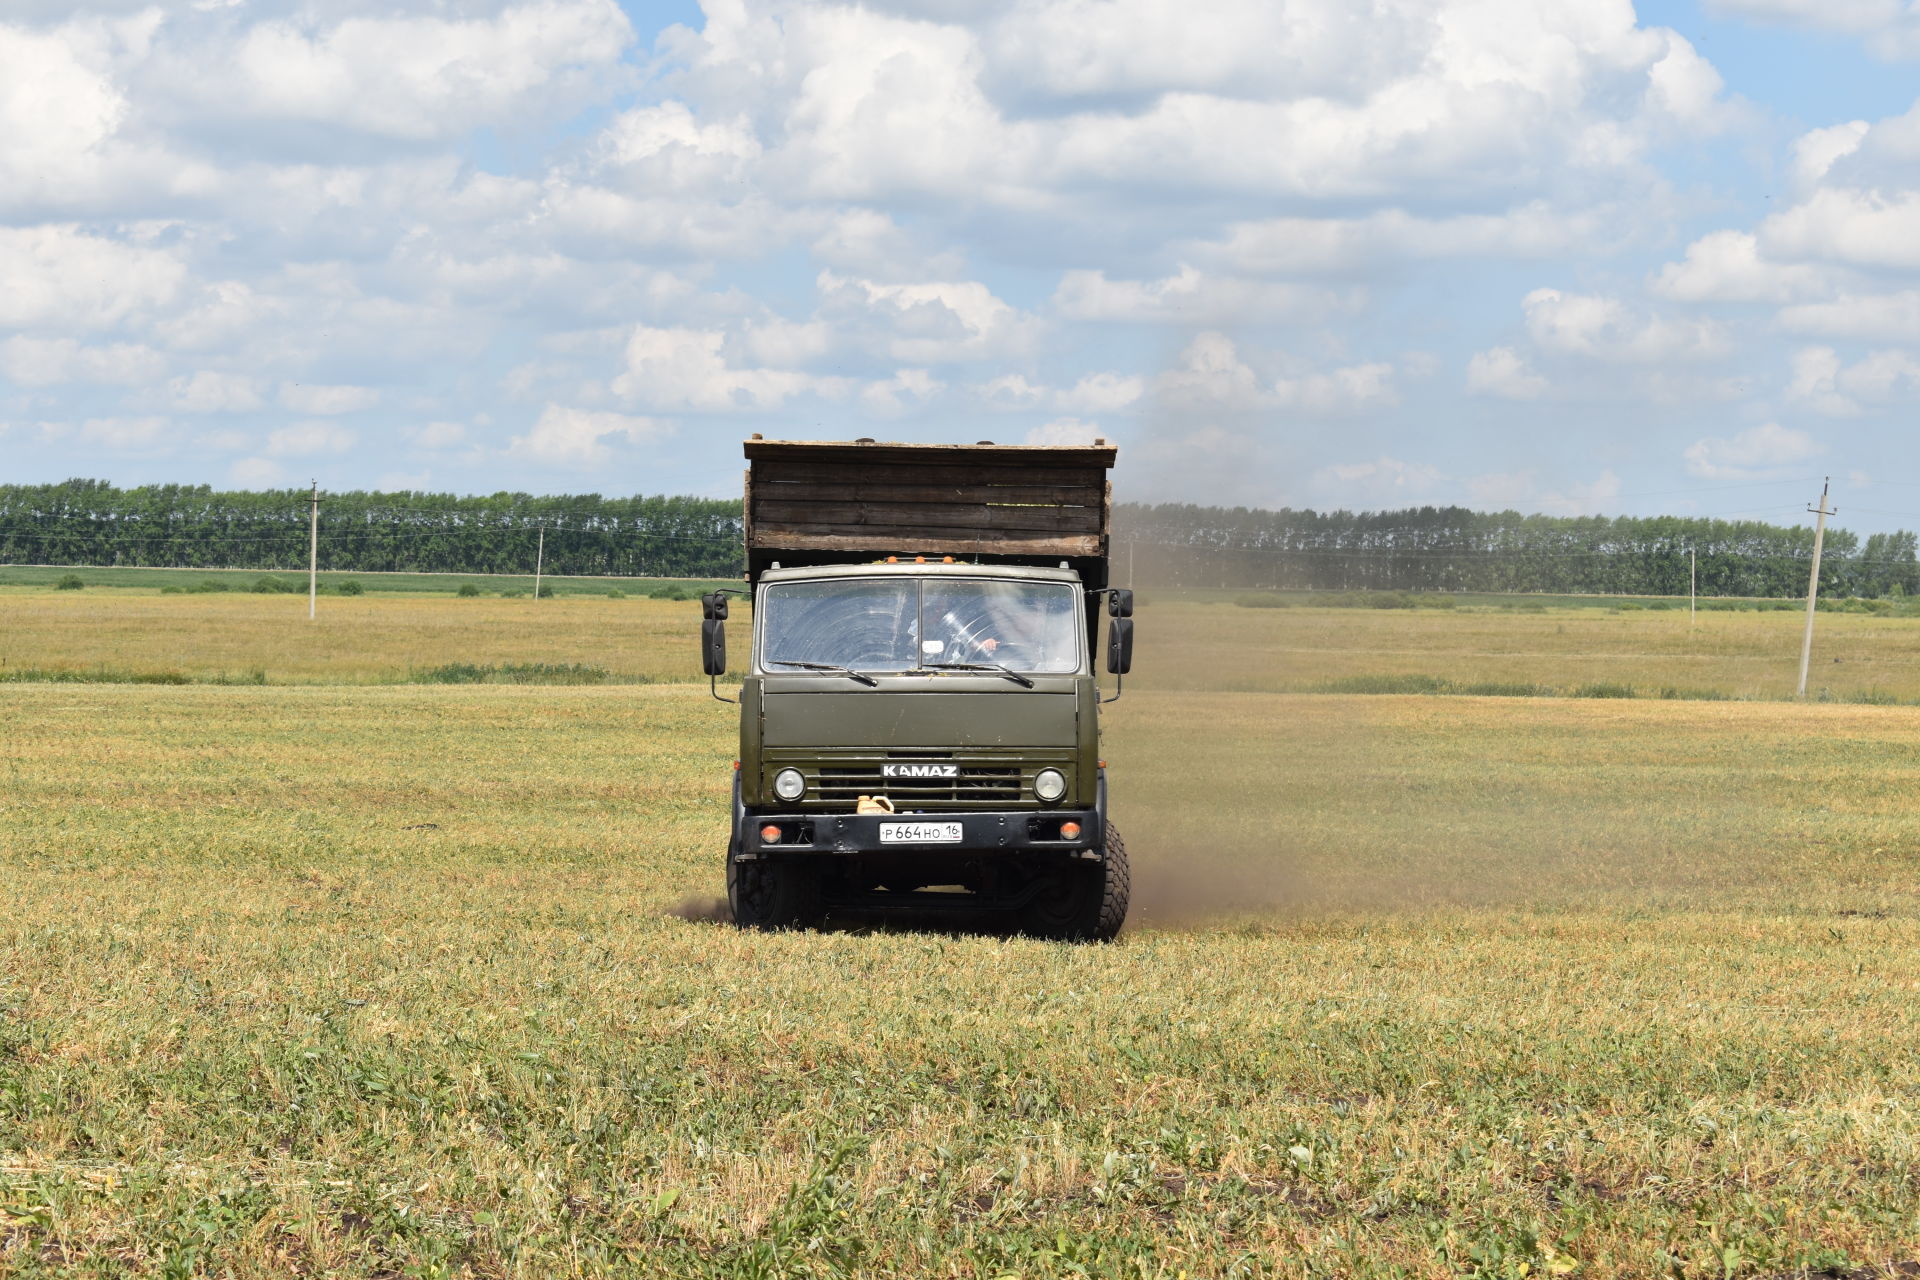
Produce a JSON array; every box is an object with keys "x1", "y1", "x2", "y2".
[
  {"x1": 409, "y1": 661, "x2": 613, "y2": 685},
  {"x1": 0, "y1": 563, "x2": 737, "y2": 597},
  {"x1": 5, "y1": 596, "x2": 1920, "y2": 1275},
  {"x1": 4, "y1": 686, "x2": 1920, "y2": 1276}
]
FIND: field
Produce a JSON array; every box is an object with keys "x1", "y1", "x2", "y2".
[
  {"x1": 0, "y1": 564, "x2": 737, "y2": 598},
  {"x1": 4, "y1": 591, "x2": 1920, "y2": 1276}
]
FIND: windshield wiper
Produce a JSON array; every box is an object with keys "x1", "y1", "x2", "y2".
[
  {"x1": 767, "y1": 658, "x2": 879, "y2": 686},
  {"x1": 920, "y1": 661, "x2": 1035, "y2": 689}
]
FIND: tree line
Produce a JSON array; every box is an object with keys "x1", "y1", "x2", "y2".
[
  {"x1": 5, "y1": 481, "x2": 1917, "y2": 597},
  {"x1": 0, "y1": 480, "x2": 744, "y2": 579},
  {"x1": 1111, "y1": 504, "x2": 1920, "y2": 598}
]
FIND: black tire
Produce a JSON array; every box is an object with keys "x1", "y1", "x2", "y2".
[
  {"x1": 727, "y1": 853, "x2": 825, "y2": 931},
  {"x1": 1017, "y1": 823, "x2": 1130, "y2": 942}
]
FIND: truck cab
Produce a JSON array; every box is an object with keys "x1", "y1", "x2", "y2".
[{"x1": 701, "y1": 439, "x2": 1134, "y2": 939}]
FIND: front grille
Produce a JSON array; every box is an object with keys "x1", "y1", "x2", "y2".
[
  {"x1": 767, "y1": 749, "x2": 1073, "y2": 812},
  {"x1": 818, "y1": 765, "x2": 1022, "y2": 804}
]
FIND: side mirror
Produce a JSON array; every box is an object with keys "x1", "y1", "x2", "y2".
[
  {"x1": 702, "y1": 591, "x2": 729, "y2": 621},
  {"x1": 702, "y1": 618, "x2": 727, "y2": 676},
  {"x1": 1107, "y1": 588, "x2": 1134, "y2": 618},
  {"x1": 1105, "y1": 616, "x2": 1134, "y2": 675}
]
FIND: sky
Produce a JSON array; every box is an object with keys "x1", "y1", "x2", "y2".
[{"x1": 6, "y1": 0, "x2": 1920, "y2": 531}]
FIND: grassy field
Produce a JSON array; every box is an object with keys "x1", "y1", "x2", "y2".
[
  {"x1": 7, "y1": 589, "x2": 1920, "y2": 702},
  {"x1": 0, "y1": 563, "x2": 736, "y2": 598},
  {"x1": 4, "y1": 591, "x2": 1920, "y2": 1276}
]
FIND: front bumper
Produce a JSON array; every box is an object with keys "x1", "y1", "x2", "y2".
[{"x1": 742, "y1": 807, "x2": 1101, "y2": 857}]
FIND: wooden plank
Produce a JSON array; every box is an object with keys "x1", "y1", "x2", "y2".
[
  {"x1": 744, "y1": 440, "x2": 1115, "y2": 470},
  {"x1": 753, "y1": 500, "x2": 1103, "y2": 534},
  {"x1": 753, "y1": 480, "x2": 1105, "y2": 507},
  {"x1": 757, "y1": 517, "x2": 1104, "y2": 544},
  {"x1": 741, "y1": 467, "x2": 753, "y2": 549},
  {"x1": 749, "y1": 460, "x2": 1109, "y2": 489},
  {"x1": 752, "y1": 529, "x2": 1105, "y2": 557}
]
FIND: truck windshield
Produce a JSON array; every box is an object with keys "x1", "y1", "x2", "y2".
[{"x1": 760, "y1": 578, "x2": 1081, "y2": 674}]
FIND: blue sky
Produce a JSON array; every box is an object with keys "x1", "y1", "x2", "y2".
[{"x1": 6, "y1": 0, "x2": 1920, "y2": 531}]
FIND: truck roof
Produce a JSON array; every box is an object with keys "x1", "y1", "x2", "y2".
[{"x1": 757, "y1": 560, "x2": 1085, "y2": 585}]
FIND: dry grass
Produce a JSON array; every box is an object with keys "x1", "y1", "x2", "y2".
[
  {"x1": 0, "y1": 593, "x2": 707, "y2": 684},
  {"x1": 1151, "y1": 599, "x2": 1920, "y2": 701},
  {"x1": 3, "y1": 593, "x2": 1920, "y2": 1275},
  {"x1": 6, "y1": 591, "x2": 1920, "y2": 702}
]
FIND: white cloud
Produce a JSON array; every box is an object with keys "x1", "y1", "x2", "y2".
[
  {"x1": 739, "y1": 317, "x2": 833, "y2": 368},
  {"x1": 1786, "y1": 346, "x2": 1856, "y2": 417},
  {"x1": 1026, "y1": 418, "x2": 1105, "y2": 446},
  {"x1": 194, "y1": 428, "x2": 253, "y2": 451},
  {"x1": 1522, "y1": 288, "x2": 1726, "y2": 363},
  {"x1": 1760, "y1": 188, "x2": 1920, "y2": 269},
  {"x1": 859, "y1": 368, "x2": 944, "y2": 415},
  {"x1": 78, "y1": 415, "x2": 170, "y2": 450},
  {"x1": 1151, "y1": 332, "x2": 1394, "y2": 415},
  {"x1": 266, "y1": 422, "x2": 357, "y2": 456},
  {"x1": 1053, "y1": 266, "x2": 1350, "y2": 324},
  {"x1": 0, "y1": 21, "x2": 125, "y2": 194},
  {"x1": 808, "y1": 208, "x2": 964, "y2": 281},
  {"x1": 1311, "y1": 456, "x2": 1444, "y2": 505},
  {"x1": 611, "y1": 325, "x2": 850, "y2": 410},
  {"x1": 1786, "y1": 344, "x2": 1920, "y2": 415},
  {"x1": 1465, "y1": 347, "x2": 1549, "y2": 400},
  {"x1": 1273, "y1": 363, "x2": 1397, "y2": 414},
  {"x1": 1194, "y1": 202, "x2": 1609, "y2": 275},
  {"x1": 1651, "y1": 230, "x2": 1829, "y2": 303},
  {"x1": 0, "y1": 337, "x2": 163, "y2": 387},
  {"x1": 1701, "y1": 0, "x2": 1920, "y2": 58},
  {"x1": 1779, "y1": 292, "x2": 1920, "y2": 343},
  {"x1": 505, "y1": 403, "x2": 670, "y2": 467},
  {"x1": 408, "y1": 421, "x2": 467, "y2": 449},
  {"x1": 1536, "y1": 470, "x2": 1623, "y2": 516},
  {"x1": 1683, "y1": 422, "x2": 1822, "y2": 479},
  {"x1": 1793, "y1": 121, "x2": 1870, "y2": 186},
  {"x1": 278, "y1": 382, "x2": 380, "y2": 415},
  {"x1": 211, "y1": 2, "x2": 635, "y2": 141},
  {"x1": 229, "y1": 456, "x2": 287, "y2": 488},
  {"x1": 1151, "y1": 332, "x2": 1268, "y2": 412},
  {"x1": 0, "y1": 224, "x2": 185, "y2": 331},
  {"x1": 819, "y1": 272, "x2": 1037, "y2": 363},
  {"x1": 1056, "y1": 372, "x2": 1144, "y2": 413},
  {"x1": 974, "y1": 370, "x2": 1147, "y2": 415},
  {"x1": 169, "y1": 370, "x2": 265, "y2": 411}
]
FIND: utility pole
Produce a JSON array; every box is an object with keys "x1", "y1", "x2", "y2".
[
  {"x1": 533, "y1": 523, "x2": 545, "y2": 600},
  {"x1": 307, "y1": 480, "x2": 320, "y2": 621},
  {"x1": 1797, "y1": 478, "x2": 1836, "y2": 698},
  {"x1": 1689, "y1": 548, "x2": 1696, "y2": 626}
]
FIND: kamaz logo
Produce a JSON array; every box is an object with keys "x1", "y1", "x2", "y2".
[{"x1": 882, "y1": 763, "x2": 959, "y2": 778}]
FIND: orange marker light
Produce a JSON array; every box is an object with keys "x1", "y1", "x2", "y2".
[
  {"x1": 760, "y1": 824, "x2": 782, "y2": 843},
  {"x1": 886, "y1": 556, "x2": 898, "y2": 563},
  {"x1": 1097, "y1": 760, "x2": 1107, "y2": 769},
  {"x1": 915, "y1": 555, "x2": 926, "y2": 563},
  {"x1": 942, "y1": 556, "x2": 954, "y2": 564},
  {"x1": 1060, "y1": 821, "x2": 1083, "y2": 840}
]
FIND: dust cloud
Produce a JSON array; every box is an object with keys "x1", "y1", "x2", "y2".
[{"x1": 666, "y1": 893, "x2": 733, "y2": 924}]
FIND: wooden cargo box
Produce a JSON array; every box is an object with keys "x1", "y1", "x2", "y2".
[{"x1": 742, "y1": 438, "x2": 1116, "y2": 582}]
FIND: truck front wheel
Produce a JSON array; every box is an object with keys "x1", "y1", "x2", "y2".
[
  {"x1": 727, "y1": 855, "x2": 825, "y2": 931},
  {"x1": 1018, "y1": 823, "x2": 1129, "y2": 942}
]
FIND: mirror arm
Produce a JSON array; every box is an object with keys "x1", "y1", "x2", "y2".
[
  {"x1": 1101, "y1": 670, "x2": 1122, "y2": 705},
  {"x1": 709, "y1": 673, "x2": 737, "y2": 705}
]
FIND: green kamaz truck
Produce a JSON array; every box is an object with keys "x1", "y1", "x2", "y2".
[{"x1": 699, "y1": 438, "x2": 1135, "y2": 939}]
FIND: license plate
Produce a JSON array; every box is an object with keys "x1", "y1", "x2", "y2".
[{"x1": 879, "y1": 821, "x2": 964, "y2": 845}]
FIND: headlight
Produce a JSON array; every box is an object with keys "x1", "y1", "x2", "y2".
[
  {"x1": 773, "y1": 768, "x2": 806, "y2": 802},
  {"x1": 1034, "y1": 768, "x2": 1067, "y2": 803}
]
